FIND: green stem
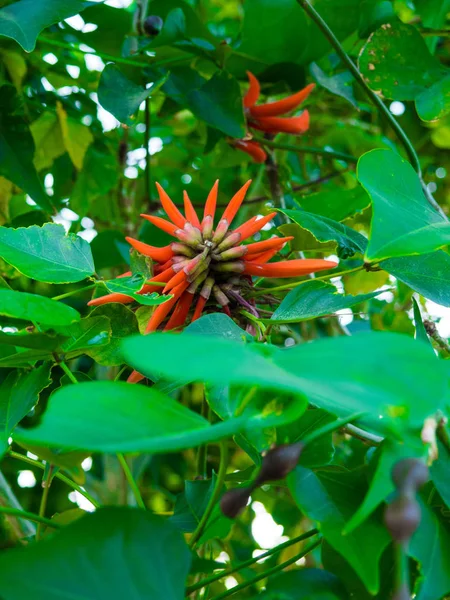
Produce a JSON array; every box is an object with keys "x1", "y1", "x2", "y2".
[
  {"x1": 189, "y1": 441, "x2": 229, "y2": 549},
  {"x1": 59, "y1": 361, "x2": 79, "y2": 385},
  {"x1": 117, "y1": 454, "x2": 146, "y2": 510},
  {"x1": 51, "y1": 283, "x2": 98, "y2": 301},
  {"x1": 344, "y1": 423, "x2": 383, "y2": 445},
  {"x1": 393, "y1": 542, "x2": 410, "y2": 599},
  {"x1": 302, "y1": 411, "x2": 367, "y2": 446},
  {"x1": 36, "y1": 465, "x2": 53, "y2": 541},
  {"x1": 186, "y1": 528, "x2": 319, "y2": 595},
  {"x1": 254, "y1": 136, "x2": 356, "y2": 163},
  {"x1": 297, "y1": 0, "x2": 447, "y2": 219},
  {"x1": 145, "y1": 97, "x2": 152, "y2": 210},
  {"x1": 0, "y1": 470, "x2": 36, "y2": 538},
  {"x1": 209, "y1": 538, "x2": 322, "y2": 600},
  {"x1": 8, "y1": 451, "x2": 100, "y2": 508},
  {"x1": 252, "y1": 265, "x2": 364, "y2": 297},
  {"x1": 0, "y1": 506, "x2": 61, "y2": 530},
  {"x1": 196, "y1": 392, "x2": 209, "y2": 479}
]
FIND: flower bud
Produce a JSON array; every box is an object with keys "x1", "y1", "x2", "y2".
[
  {"x1": 220, "y1": 487, "x2": 251, "y2": 519},
  {"x1": 143, "y1": 15, "x2": 163, "y2": 36},
  {"x1": 384, "y1": 495, "x2": 421, "y2": 543},
  {"x1": 392, "y1": 458, "x2": 429, "y2": 494},
  {"x1": 256, "y1": 443, "x2": 304, "y2": 485}
]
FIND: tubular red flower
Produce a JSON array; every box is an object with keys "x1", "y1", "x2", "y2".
[
  {"x1": 220, "y1": 179, "x2": 252, "y2": 226},
  {"x1": 183, "y1": 191, "x2": 200, "y2": 228},
  {"x1": 249, "y1": 83, "x2": 315, "y2": 118},
  {"x1": 88, "y1": 292, "x2": 134, "y2": 307},
  {"x1": 155, "y1": 182, "x2": 186, "y2": 228},
  {"x1": 192, "y1": 295, "x2": 207, "y2": 322},
  {"x1": 244, "y1": 259, "x2": 337, "y2": 277},
  {"x1": 140, "y1": 214, "x2": 179, "y2": 237},
  {"x1": 233, "y1": 212, "x2": 278, "y2": 242},
  {"x1": 145, "y1": 280, "x2": 189, "y2": 333},
  {"x1": 125, "y1": 237, "x2": 173, "y2": 263},
  {"x1": 233, "y1": 140, "x2": 267, "y2": 163},
  {"x1": 246, "y1": 236, "x2": 293, "y2": 255},
  {"x1": 243, "y1": 71, "x2": 260, "y2": 108},
  {"x1": 164, "y1": 291, "x2": 194, "y2": 331},
  {"x1": 250, "y1": 111, "x2": 310, "y2": 135}
]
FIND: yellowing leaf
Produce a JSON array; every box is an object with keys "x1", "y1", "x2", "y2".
[
  {"x1": 0, "y1": 49, "x2": 26, "y2": 90},
  {"x1": 0, "y1": 176, "x2": 12, "y2": 225},
  {"x1": 30, "y1": 112, "x2": 65, "y2": 171},
  {"x1": 56, "y1": 102, "x2": 93, "y2": 170}
]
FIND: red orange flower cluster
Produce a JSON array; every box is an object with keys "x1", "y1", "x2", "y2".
[
  {"x1": 233, "y1": 72, "x2": 315, "y2": 163},
  {"x1": 89, "y1": 180, "x2": 337, "y2": 382}
]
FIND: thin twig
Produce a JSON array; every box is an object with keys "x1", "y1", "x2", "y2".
[
  {"x1": 117, "y1": 454, "x2": 146, "y2": 509},
  {"x1": 255, "y1": 136, "x2": 357, "y2": 163}
]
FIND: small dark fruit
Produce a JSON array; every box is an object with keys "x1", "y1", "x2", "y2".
[
  {"x1": 118, "y1": 140, "x2": 128, "y2": 166},
  {"x1": 384, "y1": 495, "x2": 421, "y2": 543},
  {"x1": 392, "y1": 458, "x2": 429, "y2": 493},
  {"x1": 256, "y1": 443, "x2": 303, "y2": 485},
  {"x1": 220, "y1": 487, "x2": 251, "y2": 519},
  {"x1": 143, "y1": 15, "x2": 164, "y2": 36}
]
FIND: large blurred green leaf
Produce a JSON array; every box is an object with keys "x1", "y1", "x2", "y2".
[
  {"x1": 0, "y1": 0, "x2": 94, "y2": 52},
  {"x1": 269, "y1": 280, "x2": 380, "y2": 323},
  {"x1": 0, "y1": 223, "x2": 95, "y2": 283},
  {"x1": 0, "y1": 289, "x2": 80, "y2": 326},
  {"x1": 258, "y1": 569, "x2": 347, "y2": 599},
  {"x1": 15, "y1": 380, "x2": 306, "y2": 453},
  {"x1": 358, "y1": 149, "x2": 450, "y2": 261},
  {"x1": 0, "y1": 508, "x2": 191, "y2": 600},
  {"x1": 289, "y1": 466, "x2": 391, "y2": 594},
  {"x1": 0, "y1": 364, "x2": 52, "y2": 454},
  {"x1": 416, "y1": 75, "x2": 450, "y2": 122},
  {"x1": 358, "y1": 21, "x2": 447, "y2": 100}
]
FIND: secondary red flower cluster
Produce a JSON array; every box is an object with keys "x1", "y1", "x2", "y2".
[
  {"x1": 89, "y1": 180, "x2": 337, "y2": 382},
  {"x1": 233, "y1": 72, "x2": 315, "y2": 163}
]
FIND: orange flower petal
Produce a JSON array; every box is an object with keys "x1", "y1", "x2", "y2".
[
  {"x1": 127, "y1": 370, "x2": 145, "y2": 384},
  {"x1": 243, "y1": 258, "x2": 337, "y2": 277},
  {"x1": 203, "y1": 179, "x2": 219, "y2": 220},
  {"x1": 249, "y1": 83, "x2": 315, "y2": 118},
  {"x1": 126, "y1": 237, "x2": 174, "y2": 263},
  {"x1": 246, "y1": 248, "x2": 279, "y2": 264},
  {"x1": 140, "y1": 214, "x2": 179, "y2": 237},
  {"x1": 245, "y1": 236, "x2": 293, "y2": 255},
  {"x1": 155, "y1": 182, "x2": 186, "y2": 229},
  {"x1": 88, "y1": 292, "x2": 134, "y2": 306},
  {"x1": 250, "y1": 111, "x2": 310, "y2": 135},
  {"x1": 243, "y1": 71, "x2": 261, "y2": 108},
  {"x1": 191, "y1": 295, "x2": 207, "y2": 322},
  {"x1": 233, "y1": 212, "x2": 277, "y2": 242},
  {"x1": 164, "y1": 291, "x2": 194, "y2": 331},
  {"x1": 144, "y1": 280, "x2": 189, "y2": 333},
  {"x1": 234, "y1": 140, "x2": 267, "y2": 163},
  {"x1": 183, "y1": 190, "x2": 201, "y2": 228}
]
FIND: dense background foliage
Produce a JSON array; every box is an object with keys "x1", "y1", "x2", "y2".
[{"x1": 0, "y1": 0, "x2": 449, "y2": 598}]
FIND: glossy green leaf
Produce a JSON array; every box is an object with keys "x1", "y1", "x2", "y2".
[
  {"x1": 410, "y1": 500, "x2": 450, "y2": 600},
  {"x1": 0, "y1": 364, "x2": 52, "y2": 454},
  {"x1": 98, "y1": 64, "x2": 167, "y2": 124},
  {"x1": 57, "y1": 316, "x2": 111, "y2": 356},
  {"x1": 0, "y1": 289, "x2": 80, "y2": 326},
  {"x1": 430, "y1": 439, "x2": 450, "y2": 509},
  {"x1": 0, "y1": 330, "x2": 67, "y2": 350},
  {"x1": 0, "y1": 508, "x2": 191, "y2": 600},
  {"x1": 282, "y1": 209, "x2": 367, "y2": 259},
  {"x1": 0, "y1": 0, "x2": 94, "y2": 52},
  {"x1": 104, "y1": 275, "x2": 171, "y2": 306},
  {"x1": 358, "y1": 149, "x2": 450, "y2": 261},
  {"x1": 70, "y1": 148, "x2": 117, "y2": 215},
  {"x1": 311, "y1": 63, "x2": 358, "y2": 108},
  {"x1": 358, "y1": 21, "x2": 447, "y2": 100},
  {"x1": 297, "y1": 186, "x2": 370, "y2": 222},
  {"x1": 15, "y1": 380, "x2": 307, "y2": 453},
  {"x1": 258, "y1": 568, "x2": 347, "y2": 599},
  {"x1": 412, "y1": 298, "x2": 432, "y2": 349},
  {"x1": 289, "y1": 466, "x2": 391, "y2": 594},
  {"x1": 0, "y1": 223, "x2": 95, "y2": 283},
  {"x1": 88, "y1": 304, "x2": 139, "y2": 366},
  {"x1": 416, "y1": 74, "x2": 450, "y2": 122},
  {"x1": 383, "y1": 251, "x2": 450, "y2": 307},
  {"x1": 269, "y1": 280, "x2": 380, "y2": 323}
]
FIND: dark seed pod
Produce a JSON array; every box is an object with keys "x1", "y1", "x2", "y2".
[
  {"x1": 143, "y1": 15, "x2": 164, "y2": 36},
  {"x1": 392, "y1": 458, "x2": 429, "y2": 494},
  {"x1": 256, "y1": 443, "x2": 304, "y2": 485},
  {"x1": 220, "y1": 487, "x2": 251, "y2": 519},
  {"x1": 118, "y1": 140, "x2": 128, "y2": 166},
  {"x1": 384, "y1": 495, "x2": 421, "y2": 543}
]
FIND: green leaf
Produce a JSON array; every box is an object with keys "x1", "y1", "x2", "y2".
[
  {"x1": 258, "y1": 569, "x2": 347, "y2": 599},
  {"x1": 269, "y1": 280, "x2": 381, "y2": 323},
  {"x1": 56, "y1": 102, "x2": 93, "y2": 170},
  {"x1": 0, "y1": 223, "x2": 95, "y2": 283},
  {"x1": 0, "y1": 0, "x2": 95, "y2": 52},
  {"x1": 0, "y1": 329, "x2": 67, "y2": 350},
  {"x1": 383, "y1": 251, "x2": 450, "y2": 307},
  {"x1": 281, "y1": 209, "x2": 367, "y2": 258},
  {"x1": 288, "y1": 466, "x2": 391, "y2": 594},
  {"x1": 0, "y1": 289, "x2": 80, "y2": 326},
  {"x1": 30, "y1": 112, "x2": 66, "y2": 171},
  {"x1": 409, "y1": 500, "x2": 450, "y2": 600},
  {"x1": 430, "y1": 439, "x2": 450, "y2": 509},
  {"x1": 97, "y1": 64, "x2": 166, "y2": 124},
  {"x1": 358, "y1": 21, "x2": 447, "y2": 100},
  {"x1": 416, "y1": 74, "x2": 450, "y2": 122},
  {"x1": 104, "y1": 276, "x2": 172, "y2": 306},
  {"x1": 186, "y1": 71, "x2": 245, "y2": 138},
  {"x1": 0, "y1": 102, "x2": 53, "y2": 212},
  {"x1": 311, "y1": 63, "x2": 358, "y2": 108},
  {"x1": 0, "y1": 508, "x2": 191, "y2": 600},
  {"x1": 0, "y1": 364, "x2": 52, "y2": 454},
  {"x1": 297, "y1": 186, "x2": 370, "y2": 222},
  {"x1": 344, "y1": 440, "x2": 425, "y2": 534},
  {"x1": 88, "y1": 304, "x2": 139, "y2": 366},
  {"x1": 70, "y1": 148, "x2": 118, "y2": 215},
  {"x1": 412, "y1": 297, "x2": 432, "y2": 349},
  {"x1": 14, "y1": 380, "x2": 307, "y2": 453},
  {"x1": 358, "y1": 149, "x2": 450, "y2": 261},
  {"x1": 57, "y1": 316, "x2": 111, "y2": 357}
]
